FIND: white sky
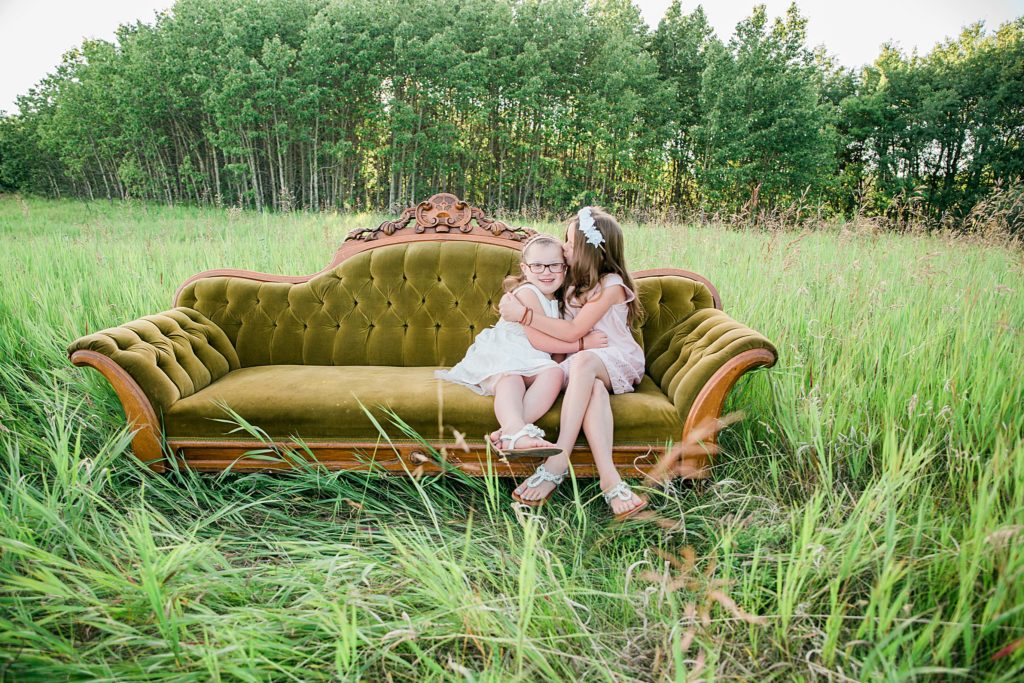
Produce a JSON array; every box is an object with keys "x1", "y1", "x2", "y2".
[{"x1": 1, "y1": 0, "x2": 1022, "y2": 115}]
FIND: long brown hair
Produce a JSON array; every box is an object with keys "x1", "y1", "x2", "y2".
[
  {"x1": 565, "y1": 207, "x2": 644, "y2": 326},
  {"x1": 502, "y1": 234, "x2": 566, "y2": 317}
]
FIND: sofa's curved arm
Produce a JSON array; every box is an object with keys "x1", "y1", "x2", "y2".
[
  {"x1": 69, "y1": 350, "x2": 166, "y2": 471},
  {"x1": 683, "y1": 347, "x2": 777, "y2": 435},
  {"x1": 67, "y1": 307, "x2": 239, "y2": 414},
  {"x1": 646, "y1": 308, "x2": 777, "y2": 432}
]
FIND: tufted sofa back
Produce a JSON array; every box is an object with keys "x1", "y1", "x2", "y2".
[
  {"x1": 636, "y1": 274, "x2": 717, "y2": 359},
  {"x1": 177, "y1": 240, "x2": 718, "y2": 369},
  {"x1": 179, "y1": 241, "x2": 520, "y2": 367}
]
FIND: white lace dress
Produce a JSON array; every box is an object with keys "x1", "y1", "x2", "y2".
[{"x1": 435, "y1": 283, "x2": 561, "y2": 396}]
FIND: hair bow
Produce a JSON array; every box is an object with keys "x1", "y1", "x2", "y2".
[{"x1": 577, "y1": 207, "x2": 604, "y2": 248}]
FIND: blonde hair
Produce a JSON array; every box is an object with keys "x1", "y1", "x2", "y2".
[
  {"x1": 502, "y1": 234, "x2": 565, "y2": 316},
  {"x1": 565, "y1": 207, "x2": 644, "y2": 326}
]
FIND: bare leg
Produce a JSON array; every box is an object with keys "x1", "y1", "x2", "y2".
[
  {"x1": 582, "y1": 379, "x2": 644, "y2": 515},
  {"x1": 514, "y1": 352, "x2": 610, "y2": 502},
  {"x1": 489, "y1": 368, "x2": 562, "y2": 446},
  {"x1": 492, "y1": 374, "x2": 555, "y2": 450},
  {"x1": 522, "y1": 367, "x2": 564, "y2": 424}
]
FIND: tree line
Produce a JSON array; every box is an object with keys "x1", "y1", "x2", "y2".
[{"x1": 0, "y1": 0, "x2": 1021, "y2": 228}]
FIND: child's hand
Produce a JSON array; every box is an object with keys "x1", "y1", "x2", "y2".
[
  {"x1": 582, "y1": 331, "x2": 608, "y2": 349},
  {"x1": 498, "y1": 293, "x2": 527, "y2": 322}
]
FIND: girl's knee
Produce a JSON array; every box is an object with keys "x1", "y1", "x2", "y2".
[{"x1": 569, "y1": 351, "x2": 602, "y2": 377}]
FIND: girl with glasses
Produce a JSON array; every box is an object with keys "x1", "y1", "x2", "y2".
[
  {"x1": 435, "y1": 234, "x2": 608, "y2": 457},
  {"x1": 499, "y1": 208, "x2": 648, "y2": 520}
]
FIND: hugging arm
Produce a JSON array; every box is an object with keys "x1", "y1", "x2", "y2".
[
  {"x1": 525, "y1": 326, "x2": 607, "y2": 355},
  {"x1": 500, "y1": 285, "x2": 626, "y2": 341},
  {"x1": 513, "y1": 289, "x2": 606, "y2": 353}
]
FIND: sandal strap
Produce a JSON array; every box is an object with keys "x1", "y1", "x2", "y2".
[
  {"x1": 603, "y1": 481, "x2": 635, "y2": 503},
  {"x1": 505, "y1": 423, "x2": 546, "y2": 450},
  {"x1": 523, "y1": 463, "x2": 566, "y2": 488}
]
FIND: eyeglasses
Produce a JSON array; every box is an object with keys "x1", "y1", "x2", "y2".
[{"x1": 525, "y1": 262, "x2": 567, "y2": 274}]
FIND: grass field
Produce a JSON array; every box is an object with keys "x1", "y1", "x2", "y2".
[{"x1": 0, "y1": 195, "x2": 1022, "y2": 681}]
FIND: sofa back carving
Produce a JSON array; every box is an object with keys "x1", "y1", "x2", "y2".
[{"x1": 177, "y1": 240, "x2": 717, "y2": 369}]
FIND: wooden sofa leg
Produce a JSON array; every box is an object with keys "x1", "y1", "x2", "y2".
[
  {"x1": 681, "y1": 348, "x2": 778, "y2": 476},
  {"x1": 70, "y1": 350, "x2": 166, "y2": 472}
]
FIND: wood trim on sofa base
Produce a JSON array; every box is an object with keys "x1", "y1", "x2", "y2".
[{"x1": 164, "y1": 439, "x2": 713, "y2": 480}]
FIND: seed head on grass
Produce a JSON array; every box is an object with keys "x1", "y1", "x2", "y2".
[
  {"x1": 639, "y1": 545, "x2": 766, "y2": 680},
  {"x1": 646, "y1": 412, "x2": 745, "y2": 487}
]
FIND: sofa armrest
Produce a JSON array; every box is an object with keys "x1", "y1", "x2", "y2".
[
  {"x1": 68, "y1": 307, "x2": 240, "y2": 414},
  {"x1": 646, "y1": 308, "x2": 777, "y2": 429}
]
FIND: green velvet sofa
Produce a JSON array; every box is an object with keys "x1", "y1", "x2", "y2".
[{"x1": 68, "y1": 193, "x2": 777, "y2": 478}]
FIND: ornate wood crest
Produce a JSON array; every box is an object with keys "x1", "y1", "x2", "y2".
[{"x1": 346, "y1": 193, "x2": 535, "y2": 243}]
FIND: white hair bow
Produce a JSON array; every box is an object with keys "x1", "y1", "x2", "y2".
[{"x1": 577, "y1": 207, "x2": 604, "y2": 248}]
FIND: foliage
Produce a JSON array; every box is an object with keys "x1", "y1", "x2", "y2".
[
  {"x1": 1, "y1": 197, "x2": 1022, "y2": 679},
  {"x1": 0, "y1": 1, "x2": 1022, "y2": 229},
  {"x1": 695, "y1": 4, "x2": 836, "y2": 214},
  {"x1": 841, "y1": 19, "x2": 1024, "y2": 227}
]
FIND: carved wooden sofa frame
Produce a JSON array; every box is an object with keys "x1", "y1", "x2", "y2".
[{"x1": 69, "y1": 193, "x2": 777, "y2": 480}]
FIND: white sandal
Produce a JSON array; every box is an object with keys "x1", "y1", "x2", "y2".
[
  {"x1": 603, "y1": 480, "x2": 648, "y2": 521},
  {"x1": 511, "y1": 463, "x2": 567, "y2": 507},
  {"x1": 497, "y1": 423, "x2": 562, "y2": 459}
]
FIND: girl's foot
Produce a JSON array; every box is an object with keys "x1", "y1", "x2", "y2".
[
  {"x1": 513, "y1": 454, "x2": 568, "y2": 503},
  {"x1": 601, "y1": 478, "x2": 647, "y2": 519},
  {"x1": 496, "y1": 424, "x2": 562, "y2": 458},
  {"x1": 489, "y1": 428, "x2": 552, "y2": 452}
]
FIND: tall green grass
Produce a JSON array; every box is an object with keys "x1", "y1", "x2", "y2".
[{"x1": 1, "y1": 195, "x2": 1021, "y2": 681}]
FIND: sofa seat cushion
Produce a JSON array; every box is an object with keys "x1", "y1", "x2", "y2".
[{"x1": 163, "y1": 365, "x2": 683, "y2": 446}]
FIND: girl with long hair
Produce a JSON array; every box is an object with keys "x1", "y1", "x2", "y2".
[
  {"x1": 499, "y1": 207, "x2": 648, "y2": 520},
  {"x1": 437, "y1": 234, "x2": 607, "y2": 456}
]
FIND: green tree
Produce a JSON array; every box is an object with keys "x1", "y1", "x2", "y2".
[
  {"x1": 650, "y1": 2, "x2": 718, "y2": 207},
  {"x1": 696, "y1": 3, "x2": 836, "y2": 215}
]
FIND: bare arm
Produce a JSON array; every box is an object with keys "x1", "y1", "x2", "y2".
[
  {"x1": 525, "y1": 326, "x2": 607, "y2": 354},
  {"x1": 499, "y1": 286, "x2": 626, "y2": 341},
  {"x1": 511, "y1": 288, "x2": 608, "y2": 352}
]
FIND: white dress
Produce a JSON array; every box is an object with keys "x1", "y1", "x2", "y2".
[{"x1": 435, "y1": 283, "x2": 561, "y2": 396}]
